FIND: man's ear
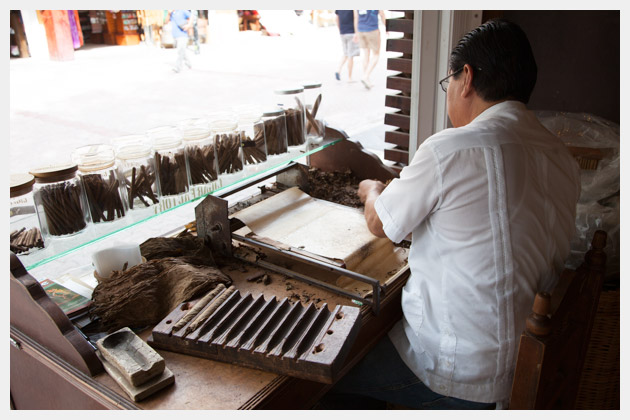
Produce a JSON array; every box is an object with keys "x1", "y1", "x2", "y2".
[{"x1": 460, "y1": 64, "x2": 476, "y2": 98}]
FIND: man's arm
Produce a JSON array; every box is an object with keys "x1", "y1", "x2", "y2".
[
  {"x1": 184, "y1": 11, "x2": 193, "y2": 30},
  {"x1": 358, "y1": 180, "x2": 386, "y2": 238}
]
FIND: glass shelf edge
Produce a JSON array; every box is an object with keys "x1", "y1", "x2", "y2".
[{"x1": 22, "y1": 138, "x2": 341, "y2": 272}]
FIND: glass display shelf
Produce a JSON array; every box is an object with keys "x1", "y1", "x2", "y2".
[{"x1": 18, "y1": 139, "x2": 342, "y2": 278}]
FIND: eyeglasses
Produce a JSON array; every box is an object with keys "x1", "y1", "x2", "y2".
[
  {"x1": 438, "y1": 67, "x2": 464, "y2": 93},
  {"x1": 438, "y1": 66, "x2": 483, "y2": 92}
]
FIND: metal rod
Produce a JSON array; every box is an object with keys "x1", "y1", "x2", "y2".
[
  {"x1": 233, "y1": 233, "x2": 384, "y2": 290},
  {"x1": 214, "y1": 161, "x2": 300, "y2": 199},
  {"x1": 234, "y1": 254, "x2": 379, "y2": 314}
]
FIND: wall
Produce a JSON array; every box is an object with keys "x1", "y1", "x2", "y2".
[{"x1": 485, "y1": 10, "x2": 620, "y2": 124}]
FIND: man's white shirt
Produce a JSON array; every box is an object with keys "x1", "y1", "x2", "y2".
[{"x1": 375, "y1": 100, "x2": 580, "y2": 403}]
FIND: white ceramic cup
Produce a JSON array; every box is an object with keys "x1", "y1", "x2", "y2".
[{"x1": 92, "y1": 243, "x2": 143, "y2": 278}]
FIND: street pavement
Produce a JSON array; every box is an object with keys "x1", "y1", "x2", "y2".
[{"x1": 9, "y1": 21, "x2": 398, "y2": 175}]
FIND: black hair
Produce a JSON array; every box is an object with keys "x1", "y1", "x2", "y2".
[{"x1": 449, "y1": 19, "x2": 537, "y2": 104}]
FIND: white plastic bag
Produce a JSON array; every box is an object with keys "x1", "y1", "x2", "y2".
[{"x1": 536, "y1": 111, "x2": 619, "y2": 278}]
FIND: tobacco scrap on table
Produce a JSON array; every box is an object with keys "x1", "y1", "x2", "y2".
[
  {"x1": 90, "y1": 256, "x2": 232, "y2": 332},
  {"x1": 140, "y1": 234, "x2": 215, "y2": 262},
  {"x1": 305, "y1": 167, "x2": 363, "y2": 208},
  {"x1": 91, "y1": 235, "x2": 233, "y2": 332}
]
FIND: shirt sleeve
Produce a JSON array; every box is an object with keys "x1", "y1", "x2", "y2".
[{"x1": 374, "y1": 144, "x2": 441, "y2": 243}]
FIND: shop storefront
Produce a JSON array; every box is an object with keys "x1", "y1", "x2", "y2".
[{"x1": 10, "y1": 10, "x2": 210, "y2": 61}]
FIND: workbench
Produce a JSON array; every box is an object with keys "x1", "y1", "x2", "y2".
[{"x1": 10, "y1": 129, "x2": 409, "y2": 410}]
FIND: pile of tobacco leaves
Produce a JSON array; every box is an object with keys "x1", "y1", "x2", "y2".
[{"x1": 306, "y1": 168, "x2": 363, "y2": 208}]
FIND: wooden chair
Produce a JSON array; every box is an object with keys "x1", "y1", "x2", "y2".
[{"x1": 509, "y1": 230, "x2": 608, "y2": 409}]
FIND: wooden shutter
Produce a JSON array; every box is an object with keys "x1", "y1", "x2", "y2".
[{"x1": 383, "y1": 11, "x2": 414, "y2": 173}]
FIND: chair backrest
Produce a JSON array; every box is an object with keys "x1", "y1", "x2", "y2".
[{"x1": 509, "y1": 230, "x2": 607, "y2": 409}]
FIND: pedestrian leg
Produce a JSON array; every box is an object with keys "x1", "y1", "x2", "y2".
[
  {"x1": 173, "y1": 38, "x2": 185, "y2": 72},
  {"x1": 336, "y1": 56, "x2": 347, "y2": 80},
  {"x1": 183, "y1": 38, "x2": 192, "y2": 69},
  {"x1": 360, "y1": 48, "x2": 371, "y2": 89},
  {"x1": 347, "y1": 57, "x2": 355, "y2": 81}
]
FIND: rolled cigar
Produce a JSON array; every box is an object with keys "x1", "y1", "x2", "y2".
[
  {"x1": 311, "y1": 94, "x2": 322, "y2": 118},
  {"x1": 10, "y1": 227, "x2": 44, "y2": 253},
  {"x1": 172, "y1": 284, "x2": 226, "y2": 332},
  {"x1": 185, "y1": 285, "x2": 236, "y2": 334},
  {"x1": 129, "y1": 166, "x2": 136, "y2": 209},
  {"x1": 10, "y1": 227, "x2": 26, "y2": 241},
  {"x1": 40, "y1": 183, "x2": 85, "y2": 235}
]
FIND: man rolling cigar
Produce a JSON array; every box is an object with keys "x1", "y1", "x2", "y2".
[{"x1": 319, "y1": 19, "x2": 580, "y2": 409}]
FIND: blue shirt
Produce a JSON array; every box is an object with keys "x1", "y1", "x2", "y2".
[
  {"x1": 357, "y1": 10, "x2": 379, "y2": 32},
  {"x1": 170, "y1": 10, "x2": 191, "y2": 39},
  {"x1": 335, "y1": 10, "x2": 355, "y2": 35}
]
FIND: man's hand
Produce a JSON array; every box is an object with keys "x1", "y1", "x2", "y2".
[
  {"x1": 358, "y1": 180, "x2": 387, "y2": 238},
  {"x1": 358, "y1": 179, "x2": 385, "y2": 204}
]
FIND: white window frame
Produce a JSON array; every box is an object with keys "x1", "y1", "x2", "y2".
[{"x1": 408, "y1": 10, "x2": 482, "y2": 163}]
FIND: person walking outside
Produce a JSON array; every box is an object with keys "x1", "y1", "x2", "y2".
[
  {"x1": 354, "y1": 10, "x2": 386, "y2": 89},
  {"x1": 189, "y1": 10, "x2": 200, "y2": 54},
  {"x1": 166, "y1": 10, "x2": 192, "y2": 73},
  {"x1": 334, "y1": 10, "x2": 360, "y2": 82}
]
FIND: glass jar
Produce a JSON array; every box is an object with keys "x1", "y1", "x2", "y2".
[
  {"x1": 262, "y1": 107, "x2": 289, "y2": 162},
  {"x1": 73, "y1": 144, "x2": 128, "y2": 224},
  {"x1": 209, "y1": 112, "x2": 244, "y2": 178},
  {"x1": 30, "y1": 164, "x2": 90, "y2": 239},
  {"x1": 236, "y1": 105, "x2": 268, "y2": 173},
  {"x1": 113, "y1": 136, "x2": 160, "y2": 211},
  {"x1": 301, "y1": 81, "x2": 325, "y2": 145},
  {"x1": 147, "y1": 126, "x2": 189, "y2": 198},
  {"x1": 274, "y1": 86, "x2": 306, "y2": 149},
  {"x1": 178, "y1": 118, "x2": 219, "y2": 197},
  {"x1": 10, "y1": 173, "x2": 44, "y2": 254}
]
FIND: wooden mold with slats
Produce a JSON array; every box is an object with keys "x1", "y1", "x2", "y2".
[{"x1": 149, "y1": 286, "x2": 362, "y2": 384}]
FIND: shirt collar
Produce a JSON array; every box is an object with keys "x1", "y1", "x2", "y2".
[{"x1": 471, "y1": 100, "x2": 526, "y2": 124}]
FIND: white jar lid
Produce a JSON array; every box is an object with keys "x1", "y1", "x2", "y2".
[
  {"x1": 302, "y1": 81, "x2": 322, "y2": 89},
  {"x1": 208, "y1": 113, "x2": 238, "y2": 132},
  {"x1": 274, "y1": 86, "x2": 304, "y2": 95},
  {"x1": 182, "y1": 126, "x2": 211, "y2": 141},
  {"x1": 262, "y1": 107, "x2": 285, "y2": 117},
  {"x1": 10, "y1": 173, "x2": 35, "y2": 197},
  {"x1": 147, "y1": 126, "x2": 183, "y2": 150},
  {"x1": 179, "y1": 118, "x2": 211, "y2": 141},
  {"x1": 30, "y1": 163, "x2": 78, "y2": 183},
  {"x1": 234, "y1": 104, "x2": 263, "y2": 125},
  {"x1": 73, "y1": 144, "x2": 116, "y2": 172},
  {"x1": 117, "y1": 143, "x2": 151, "y2": 160}
]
